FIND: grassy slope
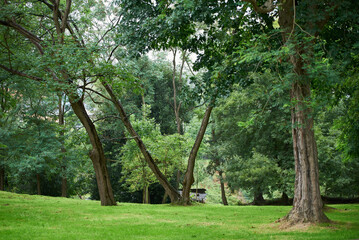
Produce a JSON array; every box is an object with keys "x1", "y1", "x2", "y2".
[{"x1": 0, "y1": 191, "x2": 358, "y2": 240}]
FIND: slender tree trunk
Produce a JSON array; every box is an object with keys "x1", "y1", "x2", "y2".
[
  {"x1": 70, "y1": 99, "x2": 116, "y2": 206},
  {"x1": 219, "y1": 171, "x2": 228, "y2": 205},
  {"x1": 171, "y1": 49, "x2": 184, "y2": 135},
  {"x1": 102, "y1": 83, "x2": 181, "y2": 203},
  {"x1": 0, "y1": 167, "x2": 4, "y2": 191},
  {"x1": 143, "y1": 185, "x2": 150, "y2": 204},
  {"x1": 36, "y1": 174, "x2": 41, "y2": 195},
  {"x1": 182, "y1": 104, "x2": 214, "y2": 205},
  {"x1": 278, "y1": 0, "x2": 329, "y2": 223},
  {"x1": 58, "y1": 95, "x2": 67, "y2": 198}
]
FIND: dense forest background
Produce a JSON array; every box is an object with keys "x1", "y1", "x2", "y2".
[{"x1": 0, "y1": 0, "x2": 358, "y2": 224}]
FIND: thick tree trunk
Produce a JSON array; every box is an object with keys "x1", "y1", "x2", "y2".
[
  {"x1": 278, "y1": 0, "x2": 329, "y2": 224},
  {"x1": 70, "y1": 99, "x2": 116, "y2": 206},
  {"x1": 36, "y1": 174, "x2": 41, "y2": 195},
  {"x1": 182, "y1": 104, "x2": 213, "y2": 205},
  {"x1": 102, "y1": 83, "x2": 181, "y2": 203},
  {"x1": 219, "y1": 171, "x2": 228, "y2": 206},
  {"x1": 283, "y1": 82, "x2": 329, "y2": 223},
  {"x1": 0, "y1": 167, "x2": 4, "y2": 191}
]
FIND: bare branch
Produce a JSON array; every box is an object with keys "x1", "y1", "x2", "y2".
[
  {"x1": 84, "y1": 87, "x2": 113, "y2": 102},
  {"x1": 96, "y1": 15, "x2": 122, "y2": 46},
  {"x1": 107, "y1": 44, "x2": 120, "y2": 62}
]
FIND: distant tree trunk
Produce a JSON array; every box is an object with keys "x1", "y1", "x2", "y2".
[
  {"x1": 182, "y1": 104, "x2": 214, "y2": 205},
  {"x1": 278, "y1": 0, "x2": 329, "y2": 223},
  {"x1": 253, "y1": 191, "x2": 264, "y2": 205},
  {"x1": 102, "y1": 83, "x2": 181, "y2": 203},
  {"x1": 61, "y1": 173, "x2": 67, "y2": 197},
  {"x1": 219, "y1": 171, "x2": 228, "y2": 205},
  {"x1": 281, "y1": 192, "x2": 289, "y2": 205},
  {"x1": 58, "y1": 95, "x2": 67, "y2": 198},
  {"x1": 36, "y1": 174, "x2": 41, "y2": 195},
  {"x1": 171, "y1": 49, "x2": 186, "y2": 135},
  {"x1": 0, "y1": 167, "x2": 4, "y2": 191},
  {"x1": 162, "y1": 192, "x2": 168, "y2": 204},
  {"x1": 70, "y1": 99, "x2": 116, "y2": 206},
  {"x1": 143, "y1": 185, "x2": 150, "y2": 204}
]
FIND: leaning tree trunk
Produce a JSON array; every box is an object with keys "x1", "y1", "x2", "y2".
[
  {"x1": 102, "y1": 83, "x2": 181, "y2": 203},
  {"x1": 70, "y1": 99, "x2": 116, "y2": 206},
  {"x1": 182, "y1": 104, "x2": 213, "y2": 205},
  {"x1": 278, "y1": 0, "x2": 329, "y2": 224}
]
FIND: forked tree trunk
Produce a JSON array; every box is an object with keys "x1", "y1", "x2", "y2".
[
  {"x1": 278, "y1": 0, "x2": 329, "y2": 224},
  {"x1": 182, "y1": 104, "x2": 213, "y2": 205},
  {"x1": 0, "y1": 167, "x2": 4, "y2": 191},
  {"x1": 70, "y1": 99, "x2": 116, "y2": 206},
  {"x1": 219, "y1": 171, "x2": 228, "y2": 206},
  {"x1": 36, "y1": 174, "x2": 41, "y2": 195},
  {"x1": 102, "y1": 83, "x2": 181, "y2": 203}
]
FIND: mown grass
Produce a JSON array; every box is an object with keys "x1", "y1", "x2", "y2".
[{"x1": 0, "y1": 191, "x2": 358, "y2": 239}]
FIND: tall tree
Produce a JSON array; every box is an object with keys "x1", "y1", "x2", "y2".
[{"x1": 0, "y1": 1, "x2": 115, "y2": 205}]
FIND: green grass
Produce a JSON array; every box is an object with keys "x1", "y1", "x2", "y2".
[{"x1": 1, "y1": 191, "x2": 359, "y2": 239}]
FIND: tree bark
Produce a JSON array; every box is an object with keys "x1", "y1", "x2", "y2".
[
  {"x1": 182, "y1": 104, "x2": 213, "y2": 205},
  {"x1": 0, "y1": 167, "x2": 4, "y2": 191},
  {"x1": 36, "y1": 174, "x2": 41, "y2": 195},
  {"x1": 70, "y1": 99, "x2": 116, "y2": 206},
  {"x1": 102, "y1": 83, "x2": 181, "y2": 203},
  {"x1": 219, "y1": 171, "x2": 228, "y2": 205},
  {"x1": 278, "y1": 0, "x2": 329, "y2": 224}
]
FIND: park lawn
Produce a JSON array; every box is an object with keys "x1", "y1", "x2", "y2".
[{"x1": 0, "y1": 191, "x2": 358, "y2": 240}]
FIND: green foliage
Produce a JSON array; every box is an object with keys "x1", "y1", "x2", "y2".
[{"x1": 117, "y1": 105, "x2": 188, "y2": 193}]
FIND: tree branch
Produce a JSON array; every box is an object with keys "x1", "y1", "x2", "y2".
[
  {"x1": 61, "y1": 0, "x2": 72, "y2": 32},
  {"x1": 242, "y1": 0, "x2": 276, "y2": 13},
  {"x1": 0, "y1": 64, "x2": 44, "y2": 82},
  {"x1": 84, "y1": 87, "x2": 113, "y2": 102}
]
